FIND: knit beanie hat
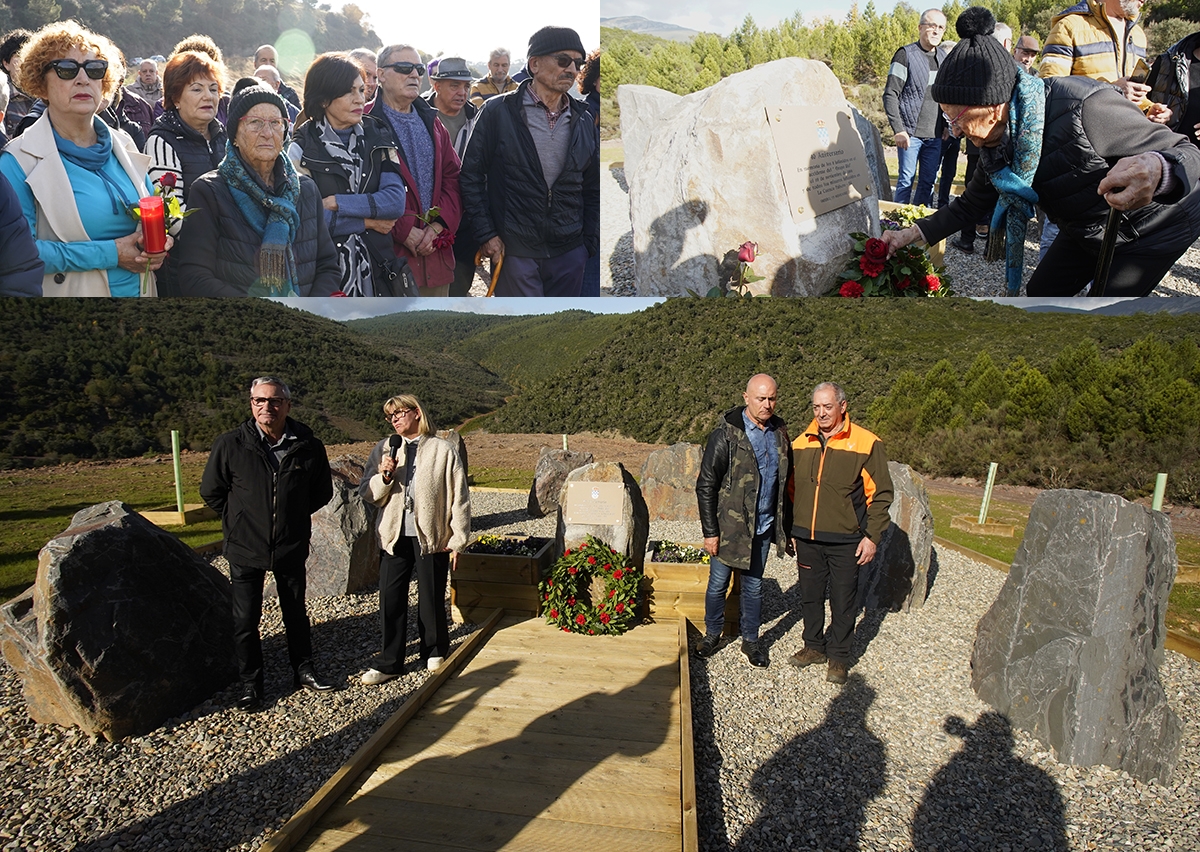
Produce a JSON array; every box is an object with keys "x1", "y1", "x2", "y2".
[
  {"x1": 226, "y1": 78, "x2": 288, "y2": 130},
  {"x1": 930, "y1": 7, "x2": 1021, "y2": 106},
  {"x1": 527, "y1": 26, "x2": 585, "y2": 58}
]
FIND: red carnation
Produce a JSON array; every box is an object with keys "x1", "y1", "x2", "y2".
[
  {"x1": 568, "y1": 597, "x2": 576, "y2": 605},
  {"x1": 549, "y1": 609, "x2": 558, "y2": 619},
  {"x1": 600, "y1": 613, "x2": 611, "y2": 624},
  {"x1": 737, "y1": 241, "x2": 757, "y2": 263},
  {"x1": 925, "y1": 274, "x2": 941, "y2": 292},
  {"x1": 589, "y1": 629, "x2": 595, "y2": 634},
  {"x1": 615, "y1": 602, "x2": 625, "y2": 613},
  {"x1": 544, "y1": 593, "x2": 549, "y2": 600},
  {"x1": 587, "y1": 556, "x2": 596, "y2": 564},
  {"x1": 840, "y1": 281, "x2": 864, "y2": 298},
  {"x1": 564, "y1": 549, "x2": 571, "y2": 556},
  {"x1": 432, "y1": 230, "x2": 455, "y2": 250},
  {"x1": 547, "y1": 579, "x2": 553, "y2": 587},
  {"x1": 575, "y1": 613, "x2": 586, "y2": 625},
  {"x1": 604, "y1": 564, "x2": 612, "y2": 572},
  {"x1": 609, "y1": 589, "x2": 616, "y2": 598},
  {"x1": 613, "y1": 569, "x2": 623, "y2": 579},
  {"x1": 562, "y1": 627, "x2": 570, "y2": 632},
  {"x1": 610, "y1": 548, "x2": 617, "y2": 554},
  {"x1": 858, "y1": 256, "x2": 885, "y2": 278},
  {"x1": 568, "y1": 567, "x2": 577, "y2": 574}
]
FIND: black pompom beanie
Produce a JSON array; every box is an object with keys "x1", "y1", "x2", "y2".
[{"x1": 930, "y1": 7, "x2": 1021, "y2": 106}]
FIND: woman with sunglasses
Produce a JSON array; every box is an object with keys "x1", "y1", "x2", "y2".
[
  {"x1": 174, "y1": 78, "x2": 339, "y2": 296},
  {"x1": 288, "y1": 52, "x2": 406, "y2": 296},
  {"x1": 359, "y1": 395, "x2": 470, "y2": 684},
  {"x1": 0, "y1": 20, "x2": 169, "y2": 296},
  {"x1": 367, "y1": 44, "x2": 461, "y2": 296}
]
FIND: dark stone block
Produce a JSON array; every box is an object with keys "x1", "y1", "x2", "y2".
[
  {"x1": 527, "y1": 449, "x2": 593, "y2": 518},
  {"x1": 860, "y1": 462, "x2": 934, "y2": 612}
]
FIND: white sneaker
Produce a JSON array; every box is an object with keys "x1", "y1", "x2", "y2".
[
  {"x1": 425, "y1": 656, "x2": 444, "y2": 671},
  {"x1": 361, "y1": 668, "x2": 398, "y2": 685}
]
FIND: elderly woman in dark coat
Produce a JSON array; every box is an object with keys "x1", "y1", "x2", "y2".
[
  {"x1": 881, "y1": 7, "x2": 1200, "y2": 297},
  {"x1": 175, "y1": 79, "x2": 339, "y2": 296}
]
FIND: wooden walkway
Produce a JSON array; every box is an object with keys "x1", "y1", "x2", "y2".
[{"x1": 263, "y1": 611, "x2": 695, "y2": 852}]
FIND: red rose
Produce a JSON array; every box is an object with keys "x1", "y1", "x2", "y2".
[
  {"x1": 737, "y1": 241, "x2": 757, "y2": 263},
  {"x1": 897, "y1": 277, "x2": 911, "y2": 290},
  {"x1": 840, "y1": 281, "x2": 865, "y2": 298},
  {"x1": 600, "y1": 613, "x2": 611, "y2": 624},
  {"x1": 925, "y1": 274, "x2": 941, "y2": 292},
  {"x1": 158, "y1": 172, "x2": 178, "y2": 188},
  {"x1": 858, "y1": 256, "x2": 885, "y2": 278},
  {"x1": 613, "y1": 569, "x2": 623, "y2": 579},
  {"x1": 432, "y1": 230, "x2": 455, "y2": 250},
  {"x1": 575, "y1": 614, "x2": 586, "y2": 625},
  {"x1": 587, "y1": 556, "x2": 596, "y2": 564},
  {"x1": 568, "y1": 567, "x2": 577, "y2": 574},
  {"x1": 615, "y1": 602, "x2": 625, "y2": 613},
  {"x1": 863, "y1": 237, "x2": 888, "y2": 263},
  {"x1": 549, "y1": 609, "x2": 558, "y2": 619}
]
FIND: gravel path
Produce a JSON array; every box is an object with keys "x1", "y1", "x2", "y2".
[
  {"x1": 2, "y1": 491, "x2": 1197, "y2": 851},
  {"x1": 604, "y1": 160, "x2": 1200, "y2": 297}
]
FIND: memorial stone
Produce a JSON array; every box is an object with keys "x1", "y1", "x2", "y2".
[
  {"x1": 619, "y1": 57, "x2": 890, "y2": 296},
  {"x1": 527, "y1": 448, "x2": 593, "y2": 518},
  {"x1": 859, "y1": 462, "x2": 934, "y2": 611},
  {"x1": 556, "y1": 462, "x2": 650, "y2": 571},
  {"x1": 0, "y1": 502, "x2": 234, "y2": 741},
  {"x1": 971, "y1": 490, "x2": 1181, "y2": 783},
  {"x1": 639, "y1": 442, "x2": 702, "y2": 522}
]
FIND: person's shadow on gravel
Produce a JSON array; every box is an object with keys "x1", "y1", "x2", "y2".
[
  {"x1": 912, "y1": 712, "x2": 1068, "y2": 851},
  {"x1": 734, "y1": 673, "x2": 886, "y2": 851}
]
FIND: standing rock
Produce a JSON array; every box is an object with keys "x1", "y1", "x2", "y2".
[
  {"x1": 527, "y1": 448, "x2": 593, "y2": 518},
  {"x1": 860, "y1": 462, "x2": 934, "y2": 611},
  {"x1": 640, "y1": 442, "x2": 702, "y2": 522},
  {"x1": 619, "y1": 57, "x2": 887, "y2": 296},
  {"x1": 301, "y1": 453, "x2": 379, "y2": 598},
  {"x1": 555, "y1": 462, "x2": 650, "y2": 570},
  {"x1": 0, "y1": 501, "x2": 233, "y2": 741},
  {"x1": 971, "y1": 489, "x2": 1181, "y2": 784}
]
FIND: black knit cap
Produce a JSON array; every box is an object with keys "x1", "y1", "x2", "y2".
[
  {"x1": 527, "y1": 26, "x2": 585, "y2": 58},
  {"x1": 226, "y1": 78, "x2": 288, "y2": 131},
  {"x1": 930, "y1": 7, "x2": 1020, "y2": 106}
]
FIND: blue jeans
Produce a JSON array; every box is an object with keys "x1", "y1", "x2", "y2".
[
  {"x1": 894, "y1": 136, "x2": 941, "y2": 206},
  {"x1": 704, "y1": 530, "x2": 772, "y2": 642}
]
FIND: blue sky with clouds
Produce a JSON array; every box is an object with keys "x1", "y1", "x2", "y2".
[{"x1": 600, "y1": 0, "x2": 882, "y2": 38}]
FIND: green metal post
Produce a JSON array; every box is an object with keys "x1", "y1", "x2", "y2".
[
  {"x1": 1152, "y1": 473, "x2": 1168, "y2": 512},
  {"x1": 978, "y1": 462, "x2": 998, "y2": 525},
  {"x1": 172, "y1": 430, "x2": 184, "y2": 514}
]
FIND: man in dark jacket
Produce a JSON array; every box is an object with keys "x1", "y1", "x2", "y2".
[
  {"x1": 201, "y1": 377, "x2": 336, "y2": 712},
  {"x1": 460, "y1": 26, "x2": 600, "y2": 297},
  {"x1": 787, "y1": 383, "x2": 893, "y2": 686},
  {"x1": 0, "y1": 170, "x2": 42, "y2": 295},
  {"x1": 695, "y1": 374, "x2": 793, "y2": 668}
]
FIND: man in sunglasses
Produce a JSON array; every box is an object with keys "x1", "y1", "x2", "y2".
[
  {"x1": 201, "y1": 377, "x2": 337, "y2": 712},
  {"x1": 460, "y1": 26, "x2": 599, "y2": 296}
]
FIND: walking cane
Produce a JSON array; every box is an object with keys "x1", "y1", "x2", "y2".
[
  {"x1": 1091, "y1": 202, "x2": 1121, "y2": 297},
  {"x1": 475, "y1": 248, "x2": 504, "y2": 296}
]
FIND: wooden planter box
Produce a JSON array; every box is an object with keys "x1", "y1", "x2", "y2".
[
  {"x1": 642, "y1": 541, "x2": 739, "y2": 636},
  {"x1": 451, "y1": 536, "x2": 555, "y2": 624},
  {"x1": 878, "y1": 200, "x2": 945, "y2": 269}
]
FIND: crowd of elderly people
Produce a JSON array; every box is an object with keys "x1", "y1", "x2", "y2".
[{"x1": 0, "y1": 21, "x2": 600, "y2": 297}]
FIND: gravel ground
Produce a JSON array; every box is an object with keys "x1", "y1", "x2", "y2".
[
  {"x1": 604, "y1": 160, "x2": 1200, "y2": 297},
  {"x1": 2, "y1": 491, "x2": 1197, "y2": 851}
]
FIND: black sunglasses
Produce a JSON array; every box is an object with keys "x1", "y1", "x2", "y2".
[
  {"x1": 382, "y1": 61, "x2": 426, "y2": 76},
  {"x1": 46, "y1": 59, "x2": 109, "y2": 80},
  {"x1": 549, "y1": 54, "x2": 584, "y2": 70}
]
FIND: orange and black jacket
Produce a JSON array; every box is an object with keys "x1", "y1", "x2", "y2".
[{"x1": 789, "y1": 415, "x2": 893, "y2": 545}]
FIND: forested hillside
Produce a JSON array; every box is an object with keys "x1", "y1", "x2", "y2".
[{"x1": 0, "y1": 301, "x2": 508, "y2": 464}]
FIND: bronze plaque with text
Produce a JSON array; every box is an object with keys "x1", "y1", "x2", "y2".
[{"x1": 767, "y1": 104, "x2": 873, "y2": 223}]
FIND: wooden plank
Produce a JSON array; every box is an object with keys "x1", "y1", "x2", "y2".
[
  {"x1": 679, "y1": 616, "x2": 698, "y2": 852},
  {"x1": 350, "y1": 765, "x2": 680, "y2": 832},
  {"x1": 643, "y1": 562, "x2": 711, "y2": 582},
  {"x1": 446, "y1": 654, "x2": 680, "y2": 688},
  {"x1": 453, "y1": 603, "x2": 536, "y2": 624},
  {"x1": 261, "y1": 608, "x2": 505, "y2": 852},
  {"x1": 309, "y1": 798, "x2": 680, "y2": 851}
]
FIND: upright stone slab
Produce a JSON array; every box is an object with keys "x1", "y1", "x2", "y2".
[
  {"x1": 555, "y1": 462, "x2": 650, "y2": 571},
  {"x1": 639, "y1": 442, "x2": 702, "y2": 522},
  {"x1": 303, "y1": 454, "x2": 379, "y2": 597},
  {"x1": 527, "y1": 448, "x2": 593, "y2": 518},
  {"x1": 619, "y1": 57, "x2": 887, "y2": 296},
  {"x1": 860, "y1": 462, "x2": 934, "y2": 611},
  {"x1": 971, "y1": 489, "x2": 1181, "y2": 783},
  {"x1": 0, "y1": 502, "x2": 233, "y2": 741}
]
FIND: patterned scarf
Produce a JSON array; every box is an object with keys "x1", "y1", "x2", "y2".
[
  {"x1": 218, "y1": 145, "x2": 302, "y2": 296},
  {"x1": 984, "y1": 71, "x2": 1045, "y2": 296},
  {"x1": 317, "y1": 120, "x2": 374, "y2": 297}
]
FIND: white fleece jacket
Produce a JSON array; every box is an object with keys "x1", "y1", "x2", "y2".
[{"x1": 360, "y1": 435, "x2": 470, "y2": 556}]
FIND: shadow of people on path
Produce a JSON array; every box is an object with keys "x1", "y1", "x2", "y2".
[
  {"x1": 689, "y1": 623, "x2": 733, "y2": 852},
  {"x1": 912, "y1": 712, "x2": 1068, "y2": 852},
  {"x1": 734, "y1": 673, "x2": 887, "y2": 851}
]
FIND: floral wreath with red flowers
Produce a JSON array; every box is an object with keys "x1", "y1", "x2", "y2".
[
  {"x1": 834, "y1": 212, "x2": 952, "y2": 298},
  {"x1": 538, "y1": 535, "x2": 642, "y2": 635}
]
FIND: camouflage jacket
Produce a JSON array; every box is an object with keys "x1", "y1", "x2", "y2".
[{"x1": 696, "y1": 407, "x2": 793, "y2": 571}]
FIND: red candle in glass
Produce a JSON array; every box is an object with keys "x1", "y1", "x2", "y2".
[{"x1": 139, "y1": 197, "x2": 167, "y2": 254}]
